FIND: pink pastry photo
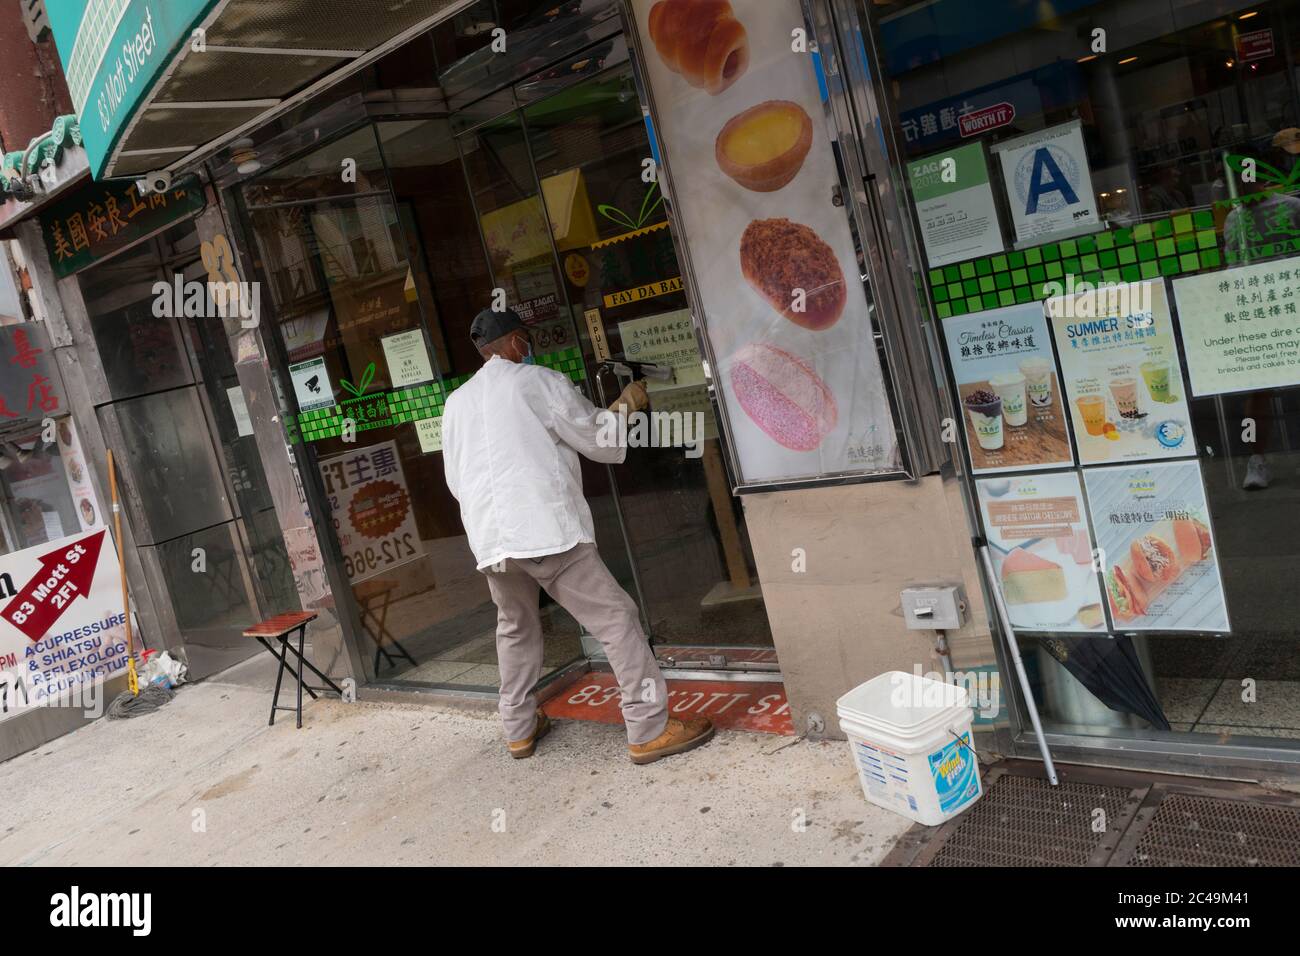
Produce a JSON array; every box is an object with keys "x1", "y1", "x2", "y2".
[{"x1": 730, "y1": 343, "x2": 838, "y2": 452}]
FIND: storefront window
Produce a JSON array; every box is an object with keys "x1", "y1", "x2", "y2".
[
  {"x1": 244, "y1": 23, "x2": 783, "y2": 689},
  {"x1": 244, "y1": 120, "x2": 588, "y2": 688},
  {"x1": 863, "y1": 0, "x2": 1300, "y2": 749},
  {"x1": 0, "y1": 428, "x2": 81, "y2": 553},
  {"x1": 75, "y1": 220, "x2": 293, "y2": 668},
  {"x1": 78, "y1": 235, "x2": 194, "y2": 400}
]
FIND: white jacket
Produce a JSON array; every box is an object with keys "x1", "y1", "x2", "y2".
[{"x1": 442, "y1": 356, "x2": 625, "y2": 570}]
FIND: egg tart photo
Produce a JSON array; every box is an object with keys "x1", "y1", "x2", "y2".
[{"x1": 715, "y1": 100, "x2": 813, "y2": 192}]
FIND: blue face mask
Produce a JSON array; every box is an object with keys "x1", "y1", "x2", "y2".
[{"x1": 521, "y1": 337, "x2": 536, "y2": 364}]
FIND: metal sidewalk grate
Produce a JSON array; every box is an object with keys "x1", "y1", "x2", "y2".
[
  {"x1": 883, "y1": 760, "x2": 1300, "y2": 868},
  {"x1": 924, "y1": 774, "x2": 1135, "y2": 867},
  {"x1": 1119, "y1": 793, "x2": 1300, "y2": 867}
]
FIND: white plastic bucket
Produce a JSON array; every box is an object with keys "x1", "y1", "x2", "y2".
[{"x1": 836, "y1": 670, "x2": 982, "y2": 826}]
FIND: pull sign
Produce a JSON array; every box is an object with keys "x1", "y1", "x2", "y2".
[{"x1": 583, "y1": 308, "x2": 611, "y2": 362}]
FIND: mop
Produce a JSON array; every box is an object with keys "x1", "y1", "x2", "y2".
[{"x1": 105, "y1": 449, "x2": 174, "y2": 719}]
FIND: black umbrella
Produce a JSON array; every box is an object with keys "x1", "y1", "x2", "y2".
[{"x1": 1040, "y1": 634, "x2": 1171, "y2": 731}]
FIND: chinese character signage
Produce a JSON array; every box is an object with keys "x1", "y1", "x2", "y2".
[
  {"x1": 991, "y1": 120, "x2": 1098, "y2": 246},
  {"x1": 1083, "y1": 461, "x2": 1229, "y2": 633},
  {"x1": 977, "y1": 472, "x2": 1105, "y2": 633},
  {"x1": 1171, "y1": 256, "x2": 1300, "y2": 396},
  {"x1": 629, "y1": 0, "x2": 900, "y2": 485},
  {"x1": 618, "y1": 309, "x2": 717, "y2": 440},
  {"x1": 317, "y1": 440, "x2": 424, "y2": 584},
  {"x1": 0, "y1": 323, "x2": 66, "y2": 424},
  {"x1": 944, "y1": 302, "x2": 1073, "y2": 473},
  {"x1": 906, "y1": 142, "x2": 1004, "y2": 268},
  {"x1": 1048, "y1": 280, "x2": 1195, "y2": 464},
  {"x1": 39, "y1": 177, "x2": 206, "y2": 278}
]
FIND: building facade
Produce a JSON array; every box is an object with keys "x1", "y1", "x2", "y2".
[{"x1": 0, "y1": 0, "x2": 1295, "y2": 783}]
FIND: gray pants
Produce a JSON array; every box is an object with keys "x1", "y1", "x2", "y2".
[{"x1": 484, "y1": 543, "x2": 668, "y2": 745}]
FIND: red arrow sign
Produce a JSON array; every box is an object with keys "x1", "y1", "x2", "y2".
[{"x1": 3, "y1": 530, "x2": 106, "y2": 642}]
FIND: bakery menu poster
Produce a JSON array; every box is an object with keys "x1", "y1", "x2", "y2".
[
  {"x1": 1171, "y1": 255, "x2": 1300, "y2": 396},
  {"x1": 945, "y1": 302, "x2": 1073, "y2": 474},
  {"x1": 630, "y1": 0, "x2": 900, "y2": 484},
  {"x1": 1048, "y1": 280, "x2": 1196, "y2": 464},
  {"x1": 977, "y1": 473, "x2": 1105, "y2": 633},
  {"x1": 1083, "y1": 461, "x2": 1229, "y2": 633}
]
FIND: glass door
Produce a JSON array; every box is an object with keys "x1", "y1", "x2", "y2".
[
  {"x1": 242, "y1": 123, "x2": 588, "y2": 690},
  {"x1": 515, "y1": 62, "x2": 777, "y2": 662}
]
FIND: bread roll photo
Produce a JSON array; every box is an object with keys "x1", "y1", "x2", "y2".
[
  {"x1": 648, "y1": 0, "x2": 750, "y2": 95},
  {"x1": 740, "y1": 218, "x2": 847, "y2": 330}
]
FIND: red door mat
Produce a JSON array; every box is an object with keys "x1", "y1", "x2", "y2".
[{"x1": 544, "y1": 671, "x2": 794, "y2": 736}]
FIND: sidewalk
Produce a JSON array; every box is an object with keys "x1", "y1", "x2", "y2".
[{"x1": 0, "y1": 656, "x2": 910, "y2": 867}]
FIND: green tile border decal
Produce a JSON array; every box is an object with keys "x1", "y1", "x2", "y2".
[
  {"x1": 290, "y1": 347, "x2": 588, "y2": 444},
  {"x1": 927, "y1": 211, "x2": 1221, "y2": 319}
]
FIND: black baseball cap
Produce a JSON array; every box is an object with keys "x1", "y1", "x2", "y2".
[{"x1": 470, "y1": 306, "x2": 525, "y2": 347}]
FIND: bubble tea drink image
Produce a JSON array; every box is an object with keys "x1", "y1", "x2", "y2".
[
  {"x1": 964, "y1": 389, "x2": 1004, "y2": 450},
  {"x1": 1020, "y1": 357, "x2": 1053, "y2": 408},
  {"x1": 1140, "y1": 360, "x2": 1172, "y2": 403},
  {"x1": 1109, "y1": 376, "x2": 1140, "y2": 419},
  {"x1": 1076, "y1": 394, "x2": 1107, "y2": 436},
  {"x1": 989, "y1": 372, "x2": 1028, "y2": 427}
]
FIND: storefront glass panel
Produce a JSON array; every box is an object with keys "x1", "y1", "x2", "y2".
[
  {"x1": 74, "y1": 219, "x2": 293, "y2": 672},
  {"x1": 243, "y1": 123, "x2": 589, "y2": 688},
  {"x1": 859, "y1": 0, "x2": 1300, "y2": 752},
  {"x1": 239, "y1": 16, "x2": 780, "y2": 690},
  {"x1": 521, "y1": 62, "x2": 773, "y2": 648},
  {"x1": 0, "y1": 426, "x2": 82, "y2": 553}
]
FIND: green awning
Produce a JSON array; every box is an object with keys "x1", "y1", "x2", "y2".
[{"x1": 49, "y1": 0, "x2": 474, "y2": 181}]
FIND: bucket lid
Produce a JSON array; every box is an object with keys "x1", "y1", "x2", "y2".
[{"x1": 836, "y1": 671, "x2": 971, "y2": 736}]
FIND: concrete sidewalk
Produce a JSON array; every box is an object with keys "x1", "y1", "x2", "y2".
[{"x1": 0, "y1": 656, "x2": 909, "y2": 866}]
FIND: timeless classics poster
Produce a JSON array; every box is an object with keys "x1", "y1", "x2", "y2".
[
  {"x1": 629, "y1": 0, "x2": 900, "y2": 485},
  {"x1": 1083, "y1": 461, "x2": 1229, "y2": 633},
  {"x1": 945, "y1": 302, "x2": 1073, "y2": 473},
  {"x1": 1048, "y1": 279, "x2": 1196, "y2": 464},
  {"x1": 977, "y1": 472, "x2": 1105, "y2": 633}
]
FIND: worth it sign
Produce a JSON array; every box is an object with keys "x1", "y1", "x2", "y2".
[{"x1": 0, "y1": 528, "x2": 129, "y2": 722}]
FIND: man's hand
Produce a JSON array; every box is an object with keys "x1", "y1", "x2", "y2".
[{"x1": 610, "y1": 380, "x2": 649, "y2": 414}]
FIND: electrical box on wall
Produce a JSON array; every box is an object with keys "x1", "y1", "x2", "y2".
[{"x1": 900, "y1": 586, "x2": 966, "y2": 631}]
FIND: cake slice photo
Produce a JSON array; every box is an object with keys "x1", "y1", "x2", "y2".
[{"x1": 1000, "y1": 547, "x2": 1067, "y2": 606}]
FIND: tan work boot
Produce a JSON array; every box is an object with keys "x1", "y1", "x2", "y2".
[
  {"x1": 507, "y1": 709, "x2": 552, "y2": 759},
  {"x1": 628, "y1": 716, "x2": 714, "y2": 765}
]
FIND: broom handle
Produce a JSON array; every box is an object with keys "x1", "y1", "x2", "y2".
[{"x1": 106, "y1": 450, "x2": 133, "y2": 661}]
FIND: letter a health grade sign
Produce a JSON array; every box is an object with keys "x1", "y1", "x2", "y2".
[
  {"x1": 0, "y1": 528, "x2": 128, "y2": 722},
  {"x1": 992, "y1": 119, "x2": 1099, "y2": 247}
]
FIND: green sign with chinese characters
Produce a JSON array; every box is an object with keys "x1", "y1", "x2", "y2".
[{"x1": 39, "y1": 176, "x2": 206, "y2": 277}]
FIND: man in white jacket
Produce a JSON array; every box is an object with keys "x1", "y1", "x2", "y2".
[{"x1": 442, "y1": 307, "x2": 714, "y2": 763}]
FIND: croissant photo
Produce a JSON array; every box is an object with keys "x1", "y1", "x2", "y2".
[{"x1": 648, "y1": 0, "x2": 751, "y2": 95}]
